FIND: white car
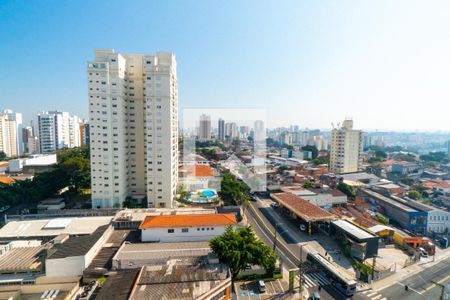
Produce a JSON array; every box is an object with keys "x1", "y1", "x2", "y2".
[
  {"x1": 270, "y1": 202, "x2": 279, "y2": 208},
  {"x1": 300, "y1": 224, "x2": 306, "y2": 231}
]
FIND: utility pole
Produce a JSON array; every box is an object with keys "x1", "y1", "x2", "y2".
[
  {"x1": 430, "y1": 281, "x2": 445, "y2": 300},
  {"x1": 273, "y1": 224, "x2": 278, "y2": 252},
  {"x1": 299, "y1": 244, "x2": 304, "y2": 296},
  {"x1": 371, "y1": 255, "x2": 377, "y2": 281}
]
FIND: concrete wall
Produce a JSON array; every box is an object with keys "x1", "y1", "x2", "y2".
[{"x1": 141, "y1": 225, "x2": 227, "y2": 242}]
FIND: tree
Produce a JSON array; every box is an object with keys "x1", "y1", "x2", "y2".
[
  {"x1": 374, "y1": 150, "x2": 387, "y2": 159},
  {"x1": 0, "y1": 151, "x2": 6, "y2": 161},
  {"x1": 209, "y1": 226, "x2": 277, "y2": 279},
  {"x1": 219, "y1": 173, "x2": 249, "y2": 206},
  {"x1": 303, "y1": 181, "x2": 313, "y2": 189},
  {"x1": 407, "y1": 190, "x2": 421, "y2": 200},
  {"x1": 301, "y1": 145, "x2": 319, "y2": 159},
  {"x1": 313, "y1": 156, "x2": 329, "y2": 166},
  {"x1": 337, "y1": 182, "x2": 355, "y2": 198}
]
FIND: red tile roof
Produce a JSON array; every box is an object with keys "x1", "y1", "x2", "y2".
[
  {"x1": 0, "y1": 177, "x2": 15, "y2": 184},
  {"x1": 330, "y1": 189, "x2": 346, "y2": 197},
  {"x1": 179, "y1": 165, "x2": 213, "y2": 177},
  {"x1": 271, "y1": 193, "x2": 335, "y2": 222},
  {"x1": 139, "y1": 213, "x2": 237, "y2": 229}
]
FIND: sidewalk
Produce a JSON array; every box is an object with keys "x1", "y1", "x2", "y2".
[{"x1": 370, "y1": 247, "x2": 450, "y2": 291}]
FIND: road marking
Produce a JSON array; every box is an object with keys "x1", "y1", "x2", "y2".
[
  {"x1": 421, "y1": 274, "x2": 450, "y2": 293},
  {"x1": 367, "y1": 292, "x2": 378, "y2": 297},
  {"x1": 379, "y1": 298, "x2": 387, "y2": 300},
  {"x1": 371, "y1": 295, "x2": 382, "y2": 300},
  {"x1": 362, "y1": 290, "x2": 369, "y2": 294}
]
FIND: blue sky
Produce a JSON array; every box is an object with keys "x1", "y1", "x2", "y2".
[{"x1": 1, "y1": 0, "x2": 450, "y2": 130}]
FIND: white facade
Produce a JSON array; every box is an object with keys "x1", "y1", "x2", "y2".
[
  {"x1": 330, "y1": 119, "x2": 363, "y2": 174},
  {"x1": 2, "y1": 109, "x2": 23, "y2": 156},
  {"x1": 88, "y1": 49, "x2": 178, "y2": 208},
  {"x1": 0, "y1": 112, "x2": 18, "y2": 157},
  {"x1": 427, "y1": 210, "x2": 450, "y2": 234},
  {"x1": 36, "y1": 111, "x2": 81, "y2": 154},
  {"x1": 141, "y1": 224, "x2": 228, "y2": 243}
]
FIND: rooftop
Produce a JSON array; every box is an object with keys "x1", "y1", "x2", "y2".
[
  {"x1": 179, "y1": 165, "x2": 213, "y2": 177},
  {"x1": 47, "y1": 224, "x2": 110, "y2": 259},
  {"x1": 271, "y1": 193, "x2": 336, "y2": 222},
  {"x1": 129, "y1": 261, "x2": 230, "y2": 300},
  {"x1": 0, "y1": 177, "x2": 15, "y2": 184},
  {"x1": 139, "y1": 213, "x2": 237, "y2": 229},
  {"x1": 114, "y1": 242, "x2": 211, "y2": 264},
  {"x1": 96, "y1": 270, "x2": 140, "y2": 300},
  {"x1": 363, "y1": 189, "x2": 417, "y2": 213},
  {"x1": 113, "y1": 208, "x2": 217, "y2": 223},
  {"x1": 332, "y1": 219, "x2": 377, "y2": 240},
  {"x1": 0, "y1": 246, "x2": 46, "y2": 273},
  {"x1": 0, "y1": 216, "x2": 113, "y2": 239}
]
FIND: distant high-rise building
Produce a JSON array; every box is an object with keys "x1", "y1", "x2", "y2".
[
  {"x1": 447, "y1": 140, "x2": 450, "y2": 157},
  {"x1": 80, "y1": 122, "x2": 90, "y2": 145},
  {"x1": 88, "y1": 49, "x2": 178, "y2": 209},
  {"x1": 225, "y1": 122, "x2": 238, "y2": 139},
  {"x1": 239, "y1": 126, "x2": 249, "y2": 138},
  {"x1": 0, "y1": 112, "x2": 18, "y2": 157},
  {"x1": 218, "y1": 118, "x2": 225, "y2": 141},
  {"x1": 36, "y1": 111, "x2": 81, "y2": 154},
  {"x1": 253, "y1": 120, "x2": 265, "y2": 144},
  {"x1": 198, "y1": 114, "x2": 211, "y2": 140},
  {"x1": 3, "y1": 109, "x2": 23, "y2": 156},
  {"x1": 330, "y1": 119, "x2": 363, "y2": 174}
]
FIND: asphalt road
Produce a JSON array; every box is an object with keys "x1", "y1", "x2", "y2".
[{"x1": 377, "y1": 256, "x2": 450, "y2": 300}]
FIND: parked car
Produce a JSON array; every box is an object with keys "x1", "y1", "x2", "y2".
[
  {"x1": 300, "y1": 224, "x2": 306, "y2": 231},
  {"x1": 311, "y1": 291, "x2": 321, "y2": 300},
  {"x1": 257, "y1": 280, "x2": 266, "y2": 293},
  {"x1": 418, "y1": 247, "x2": 429, "y2": 258},
  {"x1": 270, "y1": 202, "x2": 279, "y2": 208}
]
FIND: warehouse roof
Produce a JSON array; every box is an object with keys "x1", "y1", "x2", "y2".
[
  {"x1": 139, "y1": 213, "x2": 237, "y2": 229},
  {"x1": 0, "y1": 216, "x2": 112, "y2": 239},
  {"x1": 363, "y1": 189, "x2": 417, "y2": 213},
  {"x1": 271, "y1": 193, "x2": 336, "y2": 222},
  {"x1": 332, "y1": 219, "x2": 377, "y2": 240},
  {"x1": 0, "y1": 246, "x2": 46, "y2": 273},
  {"x1": 47, "y1": 225, "x2": 109, "y2": 259},
  {"x1": 114, "y1": 242, "x2": 211, "y2": 263}
]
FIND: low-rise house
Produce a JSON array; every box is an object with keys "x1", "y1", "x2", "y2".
[{"x1": 139, "y1": 213, "x2": 237, "y2": 243}]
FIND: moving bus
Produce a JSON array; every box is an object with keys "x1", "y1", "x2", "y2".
[{"x1": 306, "y1": 251, "x2": 357, "y2": 297}]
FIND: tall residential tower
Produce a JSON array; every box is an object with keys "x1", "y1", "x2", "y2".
[
  {"x1": 88, "y1": 49, "x2": 178, "y2": 208},
  {"x1": 330, "y1": 119, "x2": 363, "y2": 174}
]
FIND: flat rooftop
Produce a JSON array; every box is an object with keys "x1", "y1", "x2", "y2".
[
  {"x1": 96, "y1": 270, "x2": 140, "y2": 300},
  {"x1": 332, "y1": 219, "x2": 377, "y2": 240},
  {"x1": 271, "y1": 193, "x2": 336, "y2": 222},
  {"x1": 363, "y1": 189, "x2": 417, "y2": 213},
  {"x1": 0, "y1": 216, "x2": 113, "y2": 239},
  {"x1": 113, "y1": 208, "x2": 217, "y2": 223},
  {"x1": 114, "y1": 241, "x2": 211, "y2": 264},
  {"x1": 139, "y1": 213, "x2": 237, "y2": 229}
]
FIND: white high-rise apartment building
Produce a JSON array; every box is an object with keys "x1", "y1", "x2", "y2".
[
  {"x1": 225, "y1": 122, "x2": 238, "y2": 139},
  {"x1": 330, "y1": 119, "x2": 363, "y2": 174},
  {"x1": 36, "y1": 111, "x2": 81, "y2": 154},
  {"x1": 0, "y1": 112, "x2": 18, "y2": 157},
  {"x1": 3, "y1": 109, "x2": 24, "y2": 156},
  {"x1": 198, "y1": 114, "x2": 211, "y2": 140},
  {"x1": 88, "y1": 49, "x2": 178, "y2": 209}
]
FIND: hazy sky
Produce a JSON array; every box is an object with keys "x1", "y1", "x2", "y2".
[{"x1": 1, "y1": 0, "x2": 450, "y2": 130}]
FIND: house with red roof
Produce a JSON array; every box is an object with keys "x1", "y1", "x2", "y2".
[{"x1": 139, "y1": 213, "x2": 237, "y2": 242}]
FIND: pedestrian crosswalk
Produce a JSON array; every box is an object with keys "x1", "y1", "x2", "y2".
[
  {"x1": 361, "y1": 289, "x2": 387, "y2": 300},
  {"x1": 302, "y1": 272, "x2": 331, "y2": 289}
]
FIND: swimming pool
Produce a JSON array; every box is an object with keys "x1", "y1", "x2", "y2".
[{"x1": 201, "y1": 189, "x2": 216, "y2": 197}]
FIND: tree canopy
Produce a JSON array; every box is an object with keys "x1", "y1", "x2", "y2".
[
  {"x1": 209, "y1": 226, "x2": 277, "y2": 279},
  {"x1": 0, "y1": 151, "x2": 6, "y2": 161},
  {"x1": 301, "y1": 145, "x2": 319, "y2": 159},
  {"x1": 337, "y1": 182, "x2": 355, "y2": 198},
  {"x1": 219, "y1": 173, "x2": 250, "y2": 206}
]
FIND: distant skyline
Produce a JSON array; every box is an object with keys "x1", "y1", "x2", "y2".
[{"x1": 1, "y1": 0, "x2": 450, "y2": 130}]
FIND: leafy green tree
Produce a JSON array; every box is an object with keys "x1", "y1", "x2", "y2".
[
  {"x1": 313, "y1": 156, "x2": 329, "y2": 165},
  {"x1": 407, "y1": 190, "x2": 421, "y2": 200},
  {"x1": 337, "y1": 182, "x2": 355, "y2": 198},
  {"x1": 0, "y1": 151, "x2": 6, "y2": 161},
  {"x1": 374, "y1": 150, "x2": 387, "y2": 158},
  {"x1": 303, "y1": 181, "x2": 313, "y2": 189},
  {"x1": 420, "y1": 151, "x2": 448, "y2": 163},
  {"x1": 219, "y1": 173, "x2": 249, "y2": 206},
  {"x1": 209, "y1": 226, "x2": 277, "y2": 279},
  {"x1": 301, "y1": 145, "x2": 319, "y2": 159}
]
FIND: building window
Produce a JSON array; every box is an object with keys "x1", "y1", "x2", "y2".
[
  {"x1": 182, "y1": 228, "x2": 189, "y2": 233},
  {"x1": 168, "y1": 229, "x2": 174, "y2": 233}
]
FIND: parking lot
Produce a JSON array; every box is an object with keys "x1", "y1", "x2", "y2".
[{"x1": 235, "y1": 279, "x2": 289, "y2": 299}]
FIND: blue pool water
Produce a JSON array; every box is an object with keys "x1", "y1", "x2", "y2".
[
  {"x1": 201, "y1": 189, "x2": 215, "y2": 197},
  {"x1": 192, "y1": 198, "x2": 210, "y2": 203}
]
